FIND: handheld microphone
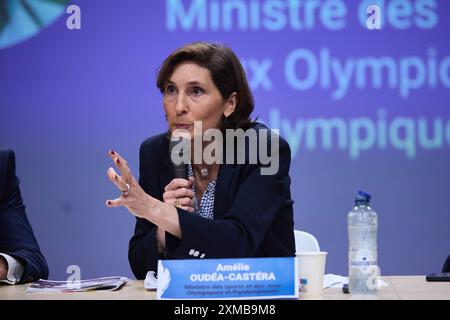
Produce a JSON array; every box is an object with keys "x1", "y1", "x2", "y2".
[{"x1": 169, "y1": 135, "x2": 188, "y2": 179}]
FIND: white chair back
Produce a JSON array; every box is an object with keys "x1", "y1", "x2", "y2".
[{"x1": 294, "y1": 230, "x2": 320, "y2": 253}]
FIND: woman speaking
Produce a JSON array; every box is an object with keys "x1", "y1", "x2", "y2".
[{"x1": 106, "y1": 42, "x2": 295, "y2": 279}]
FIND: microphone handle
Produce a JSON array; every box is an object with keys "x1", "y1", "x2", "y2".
[{"x1": 173, "y1": 164, "x2": 188, "y2": 180}]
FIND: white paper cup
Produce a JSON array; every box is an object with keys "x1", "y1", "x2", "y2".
[{"x1": 297, "y1": 251, "x2": 327, "y2": 296}]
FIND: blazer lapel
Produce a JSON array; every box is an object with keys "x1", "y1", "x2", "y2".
[
  {"x1": 213, "y1": 163, "x2": 235, "y2": 219},
  {"x1": 160, "y1": 140, "x2": 174, "y2": 198}
]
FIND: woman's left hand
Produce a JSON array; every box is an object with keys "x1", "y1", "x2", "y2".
[{"x1": 105, "y1": 149, "x2": 155, "y2": 219}]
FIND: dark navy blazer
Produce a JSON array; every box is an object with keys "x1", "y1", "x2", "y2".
[
  {"x1": 0, "y1": 150, "x2": 48, "y2": 283},
  {"x1": 128, "y1": 123, "x2": 295, "y2": 279}
]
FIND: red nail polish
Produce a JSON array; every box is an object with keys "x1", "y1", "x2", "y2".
[
  {"x1": 116, "y1": 158, "x2": 120, "y2": 164},
  {"x1": 115, "y1": 175, "x2": 118, "y2": 180},
  {"x1": 107, "y1": 201, "x2": 111, "y2": 205},
  {"x1": 110, "y1": 150, "x2": 115, "y2": 155}
]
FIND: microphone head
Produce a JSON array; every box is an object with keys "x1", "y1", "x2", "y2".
[{"x1": 169, "y1": 136, "x2": 184, "y2": 158}]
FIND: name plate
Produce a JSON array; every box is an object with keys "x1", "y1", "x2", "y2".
[{"x1": 157, "y1": 257, "x2": 298, "y2": 300}]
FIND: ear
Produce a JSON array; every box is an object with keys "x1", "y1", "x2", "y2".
[{"x1": 223, "y1": 92, "x2": 237, "y2": 118}]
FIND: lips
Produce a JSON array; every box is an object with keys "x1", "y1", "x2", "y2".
[{"x1": 174, "y1": 124, "x2": 193, "y2": 129}]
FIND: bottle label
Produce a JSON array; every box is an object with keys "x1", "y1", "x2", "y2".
[
  {"x1": 348, "y1": 265, "x2": 380, "y2": 290},
  {"x1": 350, "y1": 261, "x2": 377, "y2": 266},
  {"x1": 349, "y1": 248, "x2": 377, "y2": 266},
  {"x1": 365, "y1": 266, "x2": 380, "y2": 290},
  {"x1": 349, "y1": 248, "x2": 380, "y2": 290}
]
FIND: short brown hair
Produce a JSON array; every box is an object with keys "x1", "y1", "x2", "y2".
[{"x1": 156, "y1": 41, "x2": 254, "y2": 130}]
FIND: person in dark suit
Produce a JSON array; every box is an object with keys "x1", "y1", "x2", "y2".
[
  {"x1": 0, "y1": 150, "x2": 49, "y2": 284},
  {"x1": 106, "y1": 42, "x2": 295, "y2": 279},
  {"x1": 443, "y1": 255, "x2": 450, "y2": 273}
]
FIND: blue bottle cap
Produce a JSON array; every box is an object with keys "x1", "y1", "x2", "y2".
[{"x1": 355, "y1": 190, "x2": 371, "y2": 204}]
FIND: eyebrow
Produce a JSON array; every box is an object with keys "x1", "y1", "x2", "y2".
[{"x1": 166, "y1": 80, "x2": 207, "y2": 87}]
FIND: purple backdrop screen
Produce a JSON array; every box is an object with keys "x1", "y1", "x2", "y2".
[{"x1": 1, "y1": 0, "x2": 449, "y2": 280}]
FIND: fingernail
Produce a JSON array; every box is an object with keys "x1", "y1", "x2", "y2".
[
  {"x1": 116, "y1": 158, "x2": 120, "y2": 164},
  {"x1": 107, "y1": 201, "x2": 112, "y2": 205},
  {"x1": 114, "y1": 175, "x2": 118, "y2": 180},
  {"x1": 110, "y1": 150, "x2": 115, "y2": 155}
]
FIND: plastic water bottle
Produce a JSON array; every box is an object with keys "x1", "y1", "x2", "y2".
[{"x1": 347, "y1": 191, "x2": 378, "y2": 294}]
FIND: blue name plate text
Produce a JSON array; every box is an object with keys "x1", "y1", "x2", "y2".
[{"x1": 157, "y1": 257, "x2": 298, "y2": 300}]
